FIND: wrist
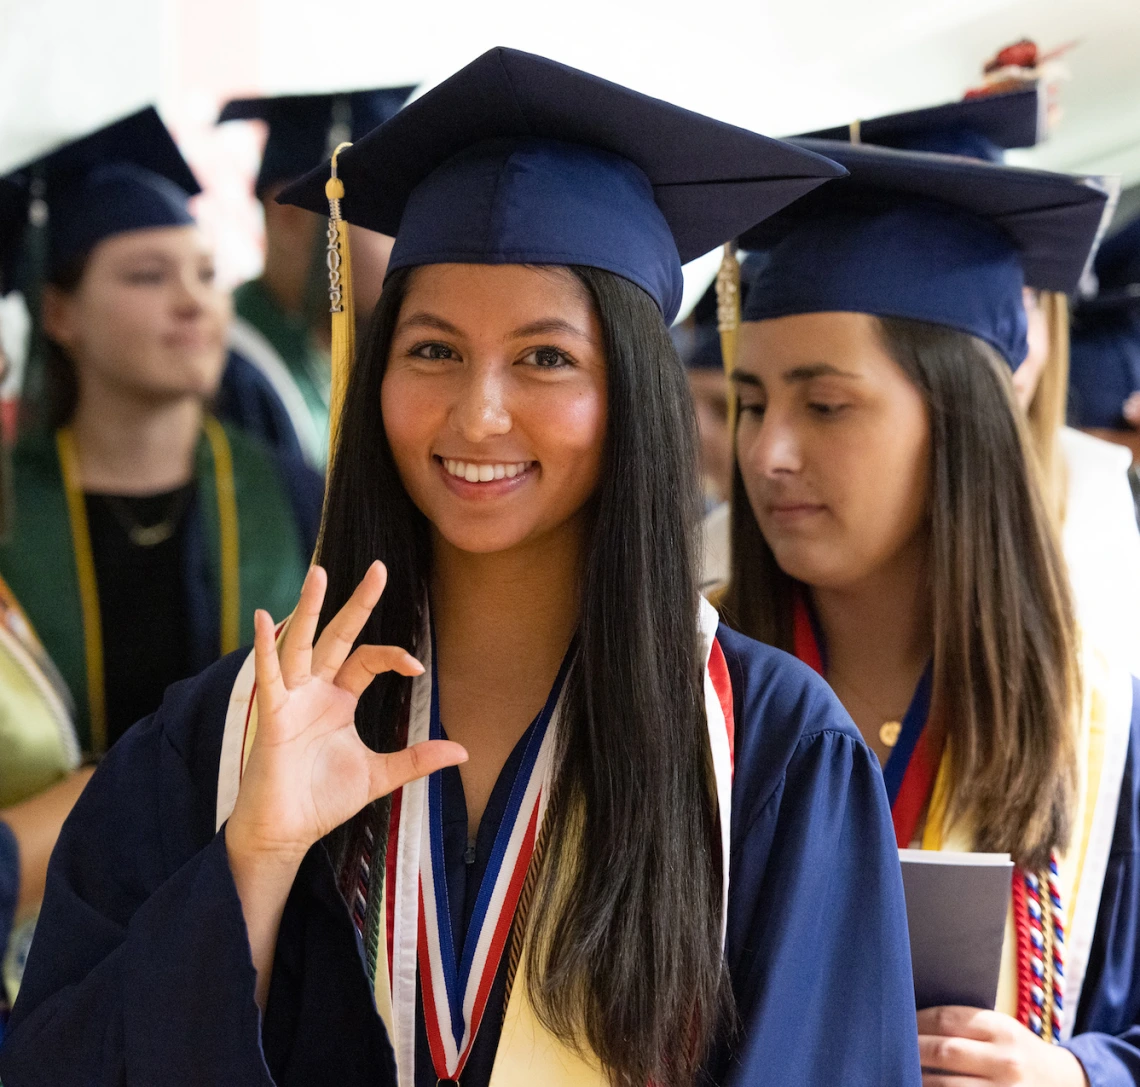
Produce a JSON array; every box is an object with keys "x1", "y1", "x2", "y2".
[{"x1": 224, "y1": 821, "x2": 308, "y2": 887}]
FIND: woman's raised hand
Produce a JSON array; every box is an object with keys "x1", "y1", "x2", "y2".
[{"x1": 226, "y1": 561, "x2": 466, "y2": 867}]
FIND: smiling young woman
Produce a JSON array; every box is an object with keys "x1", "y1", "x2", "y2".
[
  {"x1": 0, "y1": 49, "x2": 922, "y2": 1087},
  {"x1": 722, "y1": 139, "x2": 1140, "y2": 1086}
]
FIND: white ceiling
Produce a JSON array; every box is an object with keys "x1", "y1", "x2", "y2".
[{"x1": 1, "y1": 0, "x2": 1138, "y2": 301}]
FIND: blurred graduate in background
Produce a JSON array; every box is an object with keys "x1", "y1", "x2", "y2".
[
  {"x1": 0, "y1": 108, "x2": 323, "y2": 757},
  {"x1": 1069, "y1": 216, "x2": 1140, "y2": 522},
  {"x1": 218, "y1": 87, "x2": 415, "y2": 469}
]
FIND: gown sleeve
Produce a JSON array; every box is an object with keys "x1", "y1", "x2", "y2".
[
  {"x1": 0, "y1": 654, "x2": 274, "y2": 1087},
  {"x1": 711, "y1": 626, "x2": 922, "y2": 1087},
  {"x1": 1063, "y1": 676, "x2": 1140, "y2": 1086}
]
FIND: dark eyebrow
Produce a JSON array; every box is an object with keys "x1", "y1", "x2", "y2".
[
  {"x1": 395, "y1": 312, "x2": 595, "y2": 344},
  {"x1": 395, "y1": 311, "x2": 464, "y2": 337},
  {"x1": 782, "y1": 363, "x2": 861, "y2": 383},
  {"x1": 508, "y1": 317, "x2": 594, "y2": 342}
]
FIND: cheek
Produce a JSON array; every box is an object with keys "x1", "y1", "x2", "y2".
[
  {"x1": 380, "y1": 371, "x2": 438, "y2": 467},
  {"x1": 533, "y1": 386, "x2": 605, "y2": 458},
  {"x1": 841, "y1": 425, "x2": 929, "y2": 550}
]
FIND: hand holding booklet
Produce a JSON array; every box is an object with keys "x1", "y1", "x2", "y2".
[{"x1": 899, "y1": 849, "x2": 1013, "y2": 1010}]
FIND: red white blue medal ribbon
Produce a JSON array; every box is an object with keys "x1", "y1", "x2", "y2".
[{"x1": 418, "y1": 623, "x2": 570, "y2": 1081}]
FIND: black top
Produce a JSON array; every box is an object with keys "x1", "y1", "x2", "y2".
[{"x1": 85, "y1": 485, "x2": 194, "y2": 747}]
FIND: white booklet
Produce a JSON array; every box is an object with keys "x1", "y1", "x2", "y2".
[{"x1": 899, "y1": 849, "x2": 1014, "y2": 1010}]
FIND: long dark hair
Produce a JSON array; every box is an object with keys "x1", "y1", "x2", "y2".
[
  {"x1": 316, "y1": 264, "x2": 727, "y2": 1086},
  {"x1": 723, "y1": 317, "x2": 1078, "y2": 871}
]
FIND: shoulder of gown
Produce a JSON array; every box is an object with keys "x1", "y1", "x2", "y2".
[{"x1": 710, "y1": 622, "x2": 922, "y2": 1087}]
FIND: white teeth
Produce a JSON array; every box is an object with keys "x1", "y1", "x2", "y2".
[{"x1": 442, "y1": 458, "x2": 530, "y2": 482}]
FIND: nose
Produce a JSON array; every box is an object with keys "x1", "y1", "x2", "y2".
[
  {"x1": 172, "y1": 267, "x2": 208, "y2": 318},
  {"x1": 449, "y1": 361, "x2": 512, "y2": 442},
  {"x1": 738, "y1": 407, "x2": 802, "y2": 479}
]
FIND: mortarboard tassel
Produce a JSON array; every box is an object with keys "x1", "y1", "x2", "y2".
[
  {"x1": 715, "y1": 242, "x2": 740, "y2": 430},
  {"x1": 325, "y1": 142, "x2": 354, "y2": 466}
]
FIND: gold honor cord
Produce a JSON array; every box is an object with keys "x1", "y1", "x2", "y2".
[
  {"x1": 57, "y1": 418, "x2": 240, "y2": 753},
  {"x1": 202, "y1": 416, "x2": 241, "y2": 655},
  {"x1": 716, "y1": 241, "x2": 742, "y2": 432},
  {"x1": 325, "y1": 141, "x2": 355, "y2": 467}
]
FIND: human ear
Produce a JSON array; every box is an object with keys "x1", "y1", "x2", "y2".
[{"x1": 40, "y1": 285, "x2": 79, "y2": 350}]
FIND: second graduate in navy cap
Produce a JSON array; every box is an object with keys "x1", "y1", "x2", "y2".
[
  {"x1": 0, "y1": 48, "x2": 922, "y2": 1087},
  {"x1": 721, "y1": 138, "x2": 1140, "y2": 1084},
  {"x1": 793, "y1": 78, "x2": 1140, "y2": 678}
]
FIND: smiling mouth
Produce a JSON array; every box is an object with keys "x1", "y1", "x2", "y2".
[{"x1": 437, "y1": 456, "x2": 536, "y2": 483}]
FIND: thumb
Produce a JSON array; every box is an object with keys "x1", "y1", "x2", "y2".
[{"x1": 367, "y1": 740, "x2": 468, "y2": 802}]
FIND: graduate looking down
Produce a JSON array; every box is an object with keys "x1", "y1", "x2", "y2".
[
  {"x1": 0, "y1": 108, "x2": 324, "y2": 756},
  {"x1": 720, "y1": 141, "x2": 1138, "y2": 1085},
  {"x1": 0, "y1": 49, "x2": 921, "y2": 1087},
  {"x1": 801, "y1": 80, "x2": 1140, "y2": 679}
]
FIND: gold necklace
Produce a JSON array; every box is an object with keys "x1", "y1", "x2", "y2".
[
  {"x1": 827, "y1": 671, "x2": 907, "y2": 749},
  {"x1": 102, "y1": 488, "x2": 192, "y2": 548}
]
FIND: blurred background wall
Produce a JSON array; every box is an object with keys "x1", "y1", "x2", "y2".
[{"x1": 2, "y1": 0, "x2": 1138, "y2": 293}]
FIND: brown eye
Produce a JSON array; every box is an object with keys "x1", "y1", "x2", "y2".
[
  {"x1": 412, "y1": 342, "x2": 455, "y2": 361},
  {"x1": 526, "y1": 346, "x2": 569, "y2": 368}
]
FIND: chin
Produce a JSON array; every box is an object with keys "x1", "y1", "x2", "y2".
[
  {"x1": 433, "y1": 523, "x2": 540, "y2": 555},
  {"x1": 766, "y1": 539, "x2": 852, "y2": 590}
]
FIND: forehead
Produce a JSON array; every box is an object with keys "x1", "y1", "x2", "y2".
[
  {"x1": 736, "y1": 312, "x2": 890, "y2": 371},
  {"x1": 90, "y1": 224, "x2": 209, "y2": 264},
  {"x1": 399, "y1": 263, "x2": 595, "y2": 325}
]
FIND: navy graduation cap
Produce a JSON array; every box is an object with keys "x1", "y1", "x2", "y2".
[
  {"x1": 2, "y1": 106, "x2": 199, "y2": 282},
  {"x1": 0, "y1": 179, "x2": 29, "y2": 296},
  {"x1": 218, "y1": 87, "x2": 416, "y2": 196},
  {"x1": 278, "y1": 46, "x2": 846, "y2": 326},
  {"x1": 1078, "y1": 216, "x2": 1140, "y2": 313},
  {"x1": 797, "y1": 83, "x2": 1046, "y2": 163},
  {"x1": 1068, "y1": 311, "x2": 1140, "y2": 429},
  {"x1": 740, "y1": 139, "x2": 1113, "y2": 369}
]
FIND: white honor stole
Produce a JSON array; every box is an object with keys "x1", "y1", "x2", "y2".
[
  {"x1": 926, "y1": 637, "x2": 1133, "y2": 1039},
  {"x1": 217, "y1": 597, "x2": 734, "y2": 1084}
]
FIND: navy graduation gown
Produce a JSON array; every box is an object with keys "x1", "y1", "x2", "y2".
[
  {"x1": 215, "y1": 351, "x2": 307, "y2": 466},
  {"x1": 0, "y1": 623, "x2": 921, "y2": 1086}
]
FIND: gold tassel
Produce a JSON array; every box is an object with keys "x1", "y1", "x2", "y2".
[
  {"x1": 325, "y1": 141, "x2": 355, "y2": 467},
  {"x1": 715, "y1": 242, "x2": 741, "y2": 431},
  {"x1": 848, "y1": 118, "x2": 862, "y2": 144}
]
